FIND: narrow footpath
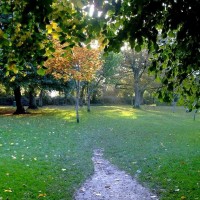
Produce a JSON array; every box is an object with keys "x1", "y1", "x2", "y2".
[{"x1": 74, "y1": 149, "x2": 159, "y2": 200}]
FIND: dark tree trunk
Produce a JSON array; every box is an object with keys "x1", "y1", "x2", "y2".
[
  {"x1": 75, "y1": 80, "x2": 80, "y2": 123},
  {"x1": 28, "y1": 86, "x2": 38, "y2": 109},
  {"x1": 91, "y1": 90, "x2": 98, "y2": 103},
  {"x1": 13, "y1": 86, "x2": 26, "y2": 114},
  {"x1": 38, "y1": 89, "x2": 43, "y2": 107},
  {"x1": 87, "y1": 83, "x2": 91, "y2": 112},
  {"x1": 79, "y1": 83, "x2": 86, "y2": 107}
]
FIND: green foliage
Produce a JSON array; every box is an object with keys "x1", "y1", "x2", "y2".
[
  {"x1": 0, "y1": 0, "x2": 53, "y2": 74},
  {"x1": 1, "y1": 0, "x2": 199, "y2": 108},
  {"x1": 0, "y1": 0, "x2": 97, "y2": 84},
  {"x1": 98, "y1": 0, "x2": 200, "y2": 109},
  {"x1": 102, "y1": 52, "x2": 123, "y2": 84}
]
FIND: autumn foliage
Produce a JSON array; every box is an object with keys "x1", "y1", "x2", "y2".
[{"x1": 45, "y1": 40, "x2": 102, "y2": 82}]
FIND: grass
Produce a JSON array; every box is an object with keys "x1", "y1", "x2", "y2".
[{"x1": 0, "y1": 105, "x2": 199, "y2": 199}]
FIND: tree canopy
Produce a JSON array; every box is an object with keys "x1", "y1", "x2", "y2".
[
  {"x1": 45, "y1": 40, "x2": 102, "y2": 82},
  {"x1": 1, "y1": 0, "x2": 199, "y2": 109},
  {"x1": 93, "y1": 0, "x2": 200, "y2": 109},
  {"x1": 0, "y1": 0, "x2": 97, "y2": 75}
]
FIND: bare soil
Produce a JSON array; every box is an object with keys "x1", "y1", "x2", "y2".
[{"x1": 74, "y1": 149, "x2": 159, "y2": 200}]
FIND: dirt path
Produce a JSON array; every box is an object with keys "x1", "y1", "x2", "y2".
[{"x1": 74, "y1": 149, "x2": 159, "y2": 200}]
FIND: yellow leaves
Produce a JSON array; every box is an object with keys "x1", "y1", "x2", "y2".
[
  {"x1": 46, "y1": 25, "x2": 53, "y2": 34},
  {"x1": 51, "y1": 22, "x2": 58, "y2": 29},
  {"x1": 16, "y1": 41, "x2": 23, "y2": 47},
  {"x1": 0, "y1": 29, "x2": 4, "y2": 38},
  {"x1": 45, "y1": 48, "x2": 53, "y2": 57},
  {"x1": 52, "y1": 32, "x2": 59, "y2": 39},
  {"x1": 6, "y1": 63, "x2": 19, "y2": 74},
  {"x1": 10, "y1": 76, "x2": 16, "y2": 82},
  {"x1": 4, "y1": 189, "x2": 12, "y2": 193},
  {"x1": 71, "y1": 0, "x2": 84, "y2": 9},
  {"x1": 15, "y1": 23, "x2": 21, "y2": 33},
  {"x1": 46, "y1": 21, "x2": 61, "y2": 37},
  {"x1": 38, "y1": 193, "x2": 47, "y2": 198},
  {"x1": 52, "y1": 1, "x2": 75, "y2": 15},
  {"x1": 181, "y1": 196, "x2": 186, "y2": 199},
  {"x1": 39, "y1": 43, "x2": 45, "y2": 49}
]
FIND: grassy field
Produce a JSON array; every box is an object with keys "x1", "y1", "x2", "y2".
[{"x1": 0, "y1": 105, "x2": 199, "y2": 200}]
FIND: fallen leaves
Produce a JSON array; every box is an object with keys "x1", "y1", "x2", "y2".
[
  {"x1": 38, "y1": 193, "x2": 47, "y2": 198},
  {"x1": 181, "y1": 196, "x2": 186, "y2": 199},
  {"x1": 4, "y1": 189, "x2": 12, "y2": 193}
]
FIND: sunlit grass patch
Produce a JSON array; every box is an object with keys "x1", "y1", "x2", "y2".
[
  {"x1": 0, "y1": 106, "x2": 16, "y2": 115},
  {"x1": 101, "y1": 106, "x2": 138, "y2": 118}
]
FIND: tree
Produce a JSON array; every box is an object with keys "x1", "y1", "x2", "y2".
[
  {"x1": 0, "y1": 0, "x2": 102, "y2": 114},
  {"x1": 94, "y1": 0, "x2": 200, "y2": 109},
  {"x1": 96, "y1": 50, "x2": 159, "y2": 106},
  {"x1": 0, "y1": 64, "x2": 27, "y2": 114},
  {"x1": 0, "y1": 0, "x2": 97, "y2": 74},
  {"x1": 45, "y1": 40, "x2": 102, "y2": 122},
  {"x1": 87, "y1": 52, "x2": 123, "y2": 104},
  {"x1": 0, "y1": 0, "x2": 54, "y2": 76},
  {"x1": 121, "y1": 48, "x2": 156, "y2": 108}
]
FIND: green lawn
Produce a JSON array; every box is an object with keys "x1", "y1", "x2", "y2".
[{"x1": 0, "y1": 105, "x2": 199, "y2": 200}]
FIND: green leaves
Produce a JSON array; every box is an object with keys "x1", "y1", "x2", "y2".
[
  {"x1": 37, "y1": 68, "x2": 46, "y2": 76},
  {"x1": 168, "y1": 31, "x2": 176, "y2": 38},
  {"x1": 96, "y1": 0, "x2": 200, "y2": 109},
  {"x1": 135, "y1": 45, "x2": 141, "y2": 52}
]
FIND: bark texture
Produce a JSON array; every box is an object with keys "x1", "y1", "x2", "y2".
[
  {"x1": 28, "y1": 86, "x2": 38, "y2": 109},
  {"x1": 76, "y1": 80, "x2": 80, "y2": 123},
  {"x1": 13, "y1": 86, "x2": 26, "y2": 114}
]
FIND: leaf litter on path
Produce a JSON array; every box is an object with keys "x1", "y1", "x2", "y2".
[{"x1": 74, "y1": 149, "x2": 158, "y2": 200}]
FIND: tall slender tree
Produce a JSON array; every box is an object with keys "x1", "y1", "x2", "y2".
[{"x1": 45, "y1": 40, "x2": 102, "y2": 122}]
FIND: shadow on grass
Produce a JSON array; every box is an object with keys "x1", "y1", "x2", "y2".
[{"x1": 0, "y1": 106, "x2": 77, "y2": 122}]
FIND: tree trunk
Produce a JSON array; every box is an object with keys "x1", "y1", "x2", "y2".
[
  {"x1": 134, "y1": 78, "x2": 141, "y2": 108},
  {"x1": 139, "y1": 90, "x2": 144, "y2": 105},
  {"x1": 28, "y1": 86, "x2": 38, "y2": 109},
  {"x1": 91, "y1": 90, "x2": 98, "y2": 103},
  {"x1": 38, "y1": 89, "x2": 43, "y2": 107},
  {"x1": 87, "y1": 83, "x2": 91, "y2": 112},
  {"x1": 13, "y1": 86, "x2": 26, "y2": 114},
  {"x1": 171, "y1": 98, "x2": 176, "y2": 113},
  {"x1": 75, "y1": 80, "x2": 80, "y2": 123},
  {"x1": 193, "y1": 109, "x2": 198, "y2": 121},
  {"x1": 79, "y1": 83, "x2": 86, "y2": 107}
]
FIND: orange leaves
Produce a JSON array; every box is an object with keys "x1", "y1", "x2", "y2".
[
  {"x1": 45, "y1": 40, "x2": 102, "y2": 82},
  {"x1": 69, "y1": 46, "x2": 102, "y2": 81}
]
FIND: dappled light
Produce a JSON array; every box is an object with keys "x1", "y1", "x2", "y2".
[
  {"x1": 0, "y1": 106, "x2": 199, "y2": 199},
  {"x1": 0, "y1": 0, "x2": 200, "y2": 198},
  {"x1": 100, "y1": 106, "x2": 138, "y2": 119},
  {"x1": 42, "y1": 107, "x2": 77, "y2": 122}
]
